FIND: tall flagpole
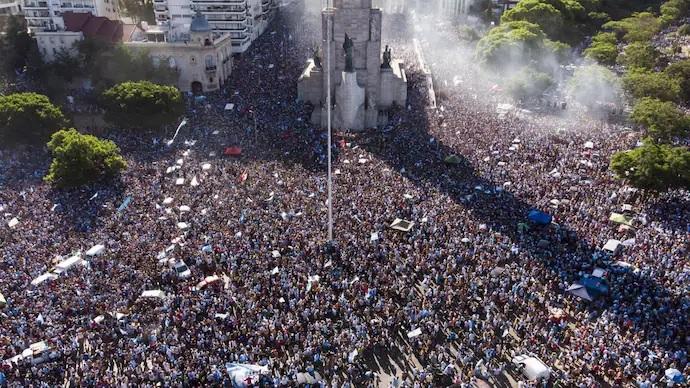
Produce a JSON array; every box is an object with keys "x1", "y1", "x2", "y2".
[{"x1": 326, "y1": 0, "x2": 333, "y2": 242}]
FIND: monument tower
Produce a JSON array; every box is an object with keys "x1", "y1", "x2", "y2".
[{"x1": 297, "y1": 0, "x2": 407, "y2": 131}]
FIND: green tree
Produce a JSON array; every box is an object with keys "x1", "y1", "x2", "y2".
[
  {"x1": 603, "y1": 12, "x2": 660, "y2": 42},
  {"x1": 89, "y1": 44, "x2": 178, "y2": 90},
  {"x1": 506, "y1": 68, "x2": 554, "y2": 102},
  {"x1": 617, "y1": 42, "x2": 658, "y2": 69},
  {"x1": 476, "y1": 21, "x2": 570, "y2": 70},
  {"x1": 51, "y1": 48, "x2": 81, "y2": 82},
  {"x1": 610, "y1": 140, "x2": 690, "y2": 191},
  {"x1": 0, "y1": 16, "x2": 34, "y2": 77},
  {"x1": 567, "y1": 64, "x2": 622, "y2": 108},
  {"x1": 664, "y1": 59, "x2": 690, "y2": 102},
  {"x1": 119, "y1": 0, "x2": 155, "y2": 23},
  {"x1": 45, "y1": 128, "x2": 127, "y2": 188},
  {"x1": 660, "y1": 0, "x2": 689, "y2": 26},
  {"x1": 101, "y1": 81, "x2": 184, "y2": 129},
  {"x1": 678, "y1": 24, "x2": 690, "y2": 35},
  {"x1": 501, "y1": 0, "x2": 565, "y2": 39},
  {"x1": 631, "y1": 97, "x2": 689, "y2": 142},
  {"x1": 584, "y1": 32, "x2": 619, "y2": 65},
  {"x1": 622, "y1": 69, "x2": 682, "y2": 102},
  {"x1": 0, "y1": 92, "x2": 67, "y2": 144}
]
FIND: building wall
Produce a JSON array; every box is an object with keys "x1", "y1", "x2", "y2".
[
  {"x1": 23, "y1": 0, "x2": 118, "y2": 32},
  {"x1": 0, "y1": 0, "x2": 21, "y2": 15},
  {"x1": 153, "y1": 0, "x2": 276, "y2": 53},
  {"x1": 126, "y1": 35, "x2": 233, "y2": 93},
  {"x1": 35, "y1": 31, "x2": 82, "y2": 61}
]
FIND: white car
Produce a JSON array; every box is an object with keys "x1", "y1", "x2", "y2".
[
  {"x1": 512, "y1": 354, "x2": 551, "y2": 381},
  {"x1": 173, "y1": 260, "x2": 192, "y2": 279}
]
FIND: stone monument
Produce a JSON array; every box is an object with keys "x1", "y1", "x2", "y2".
[{"x1": 297, "y1": 0, "x2": 407, "y2": 131}]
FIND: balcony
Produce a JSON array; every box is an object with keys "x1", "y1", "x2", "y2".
[
  {"x1": 24, "y1": 1, "x2": 48, "y2": 8},
  {"x1": 205, "y1": 65, "x2": 217, "y2": 72}
]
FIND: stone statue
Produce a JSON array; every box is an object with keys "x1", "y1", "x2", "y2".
[
  {"x1": 382, "y1": 45, "x2": 392, "y2": 68},
  {"x1": 312, "y1": 45, "x2": 322, "y2": 69},
  {"x1": 343, "y1": 33, "x2": 354, "y2": 72}
]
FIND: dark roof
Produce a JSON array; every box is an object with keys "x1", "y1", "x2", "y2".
[{"x1": 62, "y1": 11, "x2": 123, "y2": 42}]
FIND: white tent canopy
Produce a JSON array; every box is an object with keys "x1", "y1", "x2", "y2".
[
  {"x1": 226, "y1": 363, "x2": 269, "y2": 387},
  {"x1": 31, "y1": 273, "x2": 58, "y2": 286},
  {"x1": 141, "y1": 290, "x2": 166, "y2": 299},
  {"x1": 603, "y1": 239, "x2": 622, "y2": 253},
  {"x1": 85, "y1": 244, "x2": 105, "y2": 257},
  {"x1": 53, "y1": 254, "x2": 84, "y2": 274},
  {"x1": 512, "y1": 354, "x2": 551, "y2": 381}
]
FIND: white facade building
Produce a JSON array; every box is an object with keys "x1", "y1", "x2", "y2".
[
  {"x1": 152, "y1": 0, "x2": 277, "y2": 53},
  {"x1": 0, "y1": 0, "x2": 21, "y2": 16},
  {"x1": 125, "y1": 12, "x2": 234, "y2": 92},
  {"x1": 22, "y1": 0, "x2": 118, "y2": 32}
]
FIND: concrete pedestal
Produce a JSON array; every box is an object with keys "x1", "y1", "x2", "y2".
[{"x1": 335, "y1": 71, "x2": 365, "y2": 130}]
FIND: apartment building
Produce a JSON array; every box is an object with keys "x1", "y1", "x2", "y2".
[
  {"x1": 0, "y1": 0, "x2": 21, "y2": 16},
  {"x1": 152, "y1": 0, "x2": 277, "y2": 53},
  {"x1": 22, "y1": 0, "x2": 118, "y2": 32}
]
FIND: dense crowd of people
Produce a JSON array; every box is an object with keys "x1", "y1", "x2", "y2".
[{"x1": 1, "y1": 5, "x2": 688, "y2": 388}]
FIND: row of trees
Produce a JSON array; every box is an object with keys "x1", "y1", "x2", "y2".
[
  {"x1": 0, "y1": 81, "x2": 184, "y2": 188},
  {"x1": 0, "y1": 15, "x2": 178, "y2": 103},
  {"x1": 476, "y1": 0, "x2": 689, "y2": 191},
  {"x1": 597, "y1": 0, "x2": 690, "y2": 191}
]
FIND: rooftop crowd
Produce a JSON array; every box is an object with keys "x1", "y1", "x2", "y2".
[{"x1": 0, "y1": 6, "x2": 688, "y2": 388}]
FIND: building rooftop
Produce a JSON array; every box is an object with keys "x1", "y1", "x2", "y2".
[{"x1": 63, "y1": 11, "x2": 123, "y2": 42}]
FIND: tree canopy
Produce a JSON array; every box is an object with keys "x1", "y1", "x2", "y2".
[
  {"x1": 567, "y1": 64, "x2": 622, "y2": 108},
  {"x1": 663, "y1": 59, "x2": 690, "y2": 103},
  {"x1": 631, "y1": 98, "x2": 689, "y2": 142},
  {"x1": 616, "y1": 42, "x2": 659, "y2": 70},
  {"x1": 610, "y1": 140, "x2": 690, "y2": 191},
  {"x1": 622, "y1": 69, "x2": 682, "y2": 102},
  {"x1": 501, "y1": 0, "x2": 565, "y2": 39},
  {"x1": 475, "y1": 21, "x2": 570, "y2": 70},
  {"x1": 603, "y1": 12, "x2": 661, "y2": 42},
  {"x1": 45, "y1": 128, "x2": 127, "y2": 188},
  {"x1": 507, "y1": 68, "x2": 554, "y2": 102},
  {"x1": 584, "y1": 32, "x2": 619, "y2": 65},
  {"x1": 101, "y1": 81, "x2": 184, "y2": 129},
  {"x1": 0, "y1": 92, "x2": 67, "y2": 144}
]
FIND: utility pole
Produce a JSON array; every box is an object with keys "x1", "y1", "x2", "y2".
[{"x1": 326, "y1": 0, "x2": 333, "y2": 243}]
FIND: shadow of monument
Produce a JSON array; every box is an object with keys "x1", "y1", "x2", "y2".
[{"x1": 350, "y1": 72, "x2": 688, "y2": 368}]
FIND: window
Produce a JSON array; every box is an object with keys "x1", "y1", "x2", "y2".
[
  {"x1": 190, "y1": 56, "x2": 196, "y2": 65},
  {"x1": 209, "y1": 77, "x2": 213, "y2": 82}
]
